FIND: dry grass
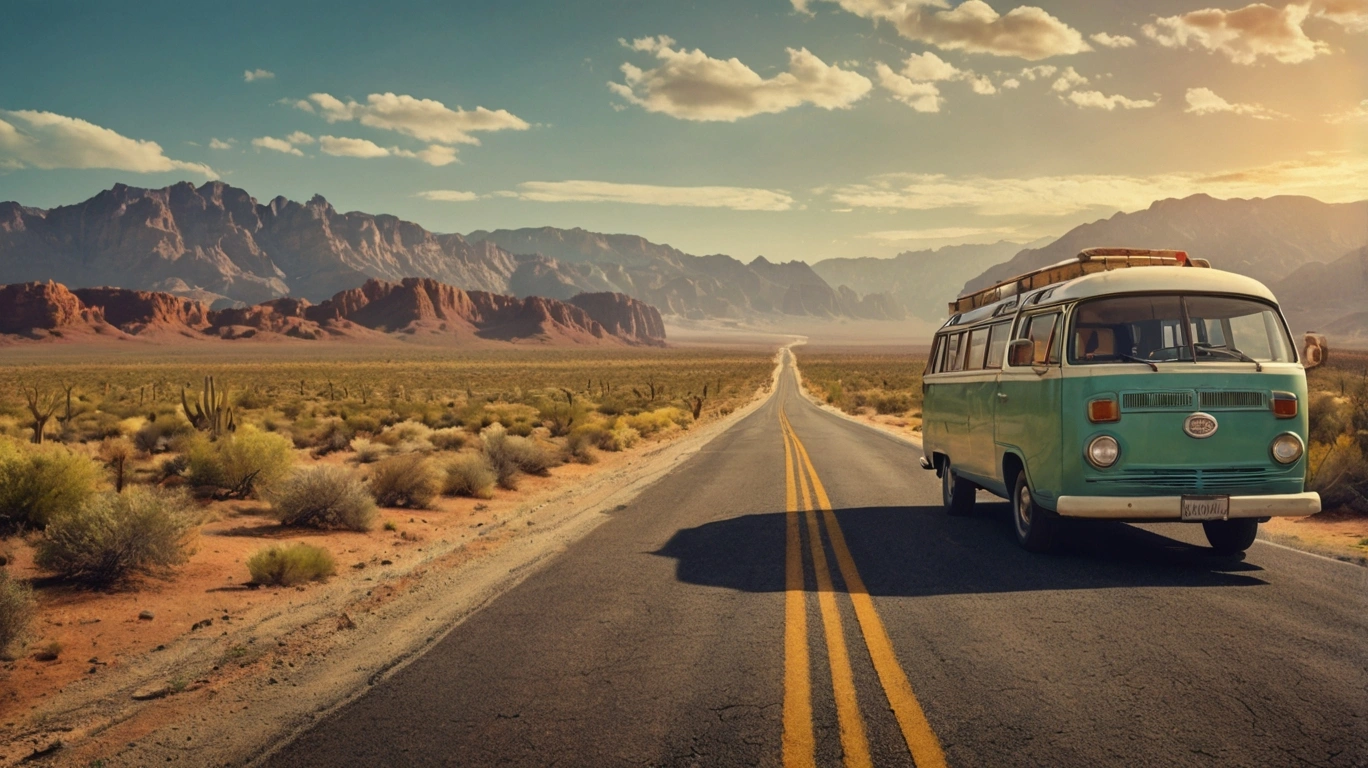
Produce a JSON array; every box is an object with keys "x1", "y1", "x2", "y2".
[
  {"x1": 246, "y1": 543, "x2": 336, "y2": 586},
  {"x1": 797, "y1": 350, "x2": 926, "y2": 422}
]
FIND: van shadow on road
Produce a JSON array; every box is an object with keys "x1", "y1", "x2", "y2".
[{"x1": 654, "y1": 504, "x2": 1267, "y2": 597}]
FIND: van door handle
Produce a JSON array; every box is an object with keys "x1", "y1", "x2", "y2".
[{"x1": 997, "y1": 393, "x2": 1008, "y2": 401}]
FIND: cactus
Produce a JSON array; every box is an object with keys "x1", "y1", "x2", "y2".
[{"x1": 182, "y1": 376, "x2": 236, "y2": 439}]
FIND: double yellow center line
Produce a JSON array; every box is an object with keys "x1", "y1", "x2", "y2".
[{"x1": 779, "y1": 408, "x2": 947, "y2": 768}]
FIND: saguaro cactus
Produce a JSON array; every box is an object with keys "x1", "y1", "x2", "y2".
[{"x1": 182, "y1": 376, "x2": 236, "y2": 438}]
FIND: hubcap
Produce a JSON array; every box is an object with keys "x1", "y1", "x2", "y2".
[{"x1": 1017, "y1": 483, "x2": 1032, "y2": 529}]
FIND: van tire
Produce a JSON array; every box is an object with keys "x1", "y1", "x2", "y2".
[
  {"x1": 1202, "y1": 519, "x2": 1258, "y2": 554},
  {"x1": 1012, "y1": 473, "x2": 1059, "y2": 553},
  {"x1": 942, "y1": 462, "x2": 976, "y2": 517}
]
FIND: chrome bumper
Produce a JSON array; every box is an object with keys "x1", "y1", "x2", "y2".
[{"x1": 1055, "y1": 492, "x2": 1320, "y2": 520}]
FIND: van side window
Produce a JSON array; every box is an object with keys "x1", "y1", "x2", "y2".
[
  {"x1": 985, "y1": 321, "x2": 1010, "y2": 368},
  {"x1": 944, "y1": 332, "x2": 965, "y2": 372},
  {"x1": 926, "y1": 336, "x2": 943, "y2": 375},
  {"x1": 1020, "y1": 313, "x2": 1060, "y2": 366},
  {"x1": 965, "y1": 327, "x2": 989, "y2": 370}
]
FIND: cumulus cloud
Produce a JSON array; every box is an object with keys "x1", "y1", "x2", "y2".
[
  {"x1": 608, "y1": 36, "x2": 871, "y2": 121},
  {"x1": 1067, "y1": 89, "x2": 1156, "y2": 110},
  {"x1": 899, "y1": 50, "x2": 964, "y2": 81},
  {"x1": 285, "y1": 131, "x2": 315, "y2": 145},
  {"x1": 244, "y1": 69, "x2": 275, "y2": 82},
  {"x1": 416, "y1": 190, "x2": 480, "y2": 202},
  {"x1": 1051, "y1": 66, "x2": 1088, "y2": 91},
  {"x1": 1017, "y1": 64, "x2": 1057, "y2": 80},
  {"x1": 797, "y1": 0, "x2": 1090, "y2": 60},
  {"x1": 1313, "y1": 0, "x2": 1368, "y2": 31},
  {"x1": 1090, "y1": 32, "x2": 1137, "y2": 48},
  {"x1": 826, "y1": 153, "x2": 1368, "y2": 216},
  {"x1": 1184, "y1": 87, "x2": 1287, "y2": 119},
  {"x1": 0, "y1": 109, "x2": 214, "y2": 176},
  {"x1": 318, "y1": 135, "x2": 393, "y2": 159},
  {"x1": 1143, "y1": 3, "x2": 1329, "y2": 64},
  {"x1": 208, "y1": 138, "x2": 235, "y2": 150},
  {"x1": 876, "y1": 63, "x2": 943, "y2": 111},
  {"x1": 501, "y1": 179, "x2": 795, "y2": 211},
  {"x1": 251, "y1": 135, "x2": 303, "y2": 156},
  {"x1": 300, "y1": 92, "x2": 529, "y2": 145}
]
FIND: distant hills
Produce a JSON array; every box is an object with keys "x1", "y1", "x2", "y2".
[
  {"x1": 0, "y1": 278, "x2": 665, "y2": 346},
  {"x1": 0, "y1": 182, "x2": 903, "y2": 323}
]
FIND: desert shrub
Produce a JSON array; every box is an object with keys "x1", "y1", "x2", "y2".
[
  {"x1": 185, "y1": 427, "x2": 294, "y2": 497},
  {"x1": 442, "y1": 453, "x2": 496, "y2": 499},
  {"x1": 1311, "y1": 436, "x2": 1368, "y2": 514},
  {"x1": 133, "y1": 416, "x2": 193, "y2": 455},
  {"x1": 0, "y1": 570, "x2": 35, "y2": 657},
  {"x1": 247, "y1": 543, "x2": 336, "y2": 586},
  {"x1": 429, "y1": 427, "x2": 467, "y2": 451},
  {"x1": 482, "y1": 425, "x2": 556, "y2": 490},
  {"x1": 271, "y1": 465, "x2": 376, "y2": 531},
  {"x1": 376, "y1": 420, "x2": 433, "y2": 447},
  {"x1": 350, "y1": 437, "x2": 389, "y2": 464},
  {"x1": 623, "y1": 407, "x2": 689, "y2": 437},
  {"x1": 873, "y1": 392, "x2": 915, "y2": 415},
  {"x1": 0, "y1": 438, "x2": 102, "y2": 529},
  {"x1": 309, "y1": 419, "x2": 354, "y2": 457},
  {"x1": 368, "y1": 454, "x2": 440, "y2": 509},
  {"x1": 1309, "y1": 392, "x2": 1350, "y2": 446},
  {"x1": 598, "y1": 423, "x2": 640, "y2": 452},
  {"x1": 564, "y1": 427, "x2": 602, "y2": 464},
  {"x1": 98, "y1": 436, "x2": 136, "y2": 492},
  {"x1": 35, "y1": 487, "x2": 197, "y2": 586}
]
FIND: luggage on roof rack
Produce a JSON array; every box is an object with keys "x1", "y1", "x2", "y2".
[{"x1": 948, "y1": 248, "x2": 1210, "y2": 314}]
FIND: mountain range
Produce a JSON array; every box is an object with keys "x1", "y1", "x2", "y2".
[
  {"x1": 0, "y1": 181, "x2": 902, "y2": 323},
  {"x1": 0, "y1": 278, "x2": 665, "y2": 346}
]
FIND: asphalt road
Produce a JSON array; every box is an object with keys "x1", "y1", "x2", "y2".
[{"x1": 265, "y1": 352, "x2": 1368, "y2": 767}]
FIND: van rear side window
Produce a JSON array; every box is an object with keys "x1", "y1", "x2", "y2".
[
  {"x1": 1021, "y1": 313, "x2": 1060, "y2": 366},
  {"x1": 966, "y1": 328, "x2": 989, "y2": 370},
  {"x1": 944, "y1": 332, "x2": 965, "y2": 372},
  {"x1": 985, "y1": 322, "x2": 1009, "y2": 368}
]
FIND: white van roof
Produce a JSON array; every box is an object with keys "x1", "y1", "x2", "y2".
[{"x1": 1048, "y1": 266, "x2": 1278, "y2": 304}]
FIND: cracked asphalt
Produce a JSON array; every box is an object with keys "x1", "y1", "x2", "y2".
[{"x1": 264, "y1": 356, "x2": 1368, "y2": 767}]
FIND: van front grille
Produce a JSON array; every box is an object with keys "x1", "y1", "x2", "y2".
[
  {"x1": 1088, "y1": 466, "x2": 1284, "y2": 491},
  {"x1": 1199, "y1": 391, "x2": 1266, "y2": 409},
  {"x1": 1121, "y1": 391, "x2": 1194, "y2": 410}
]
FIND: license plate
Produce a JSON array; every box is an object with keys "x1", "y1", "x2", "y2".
[{"x1": 1181, "y1": 495, "x2": 1230, "y2": 521}]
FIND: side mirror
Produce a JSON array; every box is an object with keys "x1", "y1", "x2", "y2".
[
  {"x1": 1007, "y1": 338, "x2": 1034, "y2": 367},
  {"x1": 1302, "y1": 332, "x2": 1327, "y2": 370}
]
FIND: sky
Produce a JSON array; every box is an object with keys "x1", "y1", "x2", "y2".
[{"x1": 0, "y1": 0, "x2": 1364, "y2": 263}]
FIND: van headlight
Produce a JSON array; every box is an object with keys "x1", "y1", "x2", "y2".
[
  {"x1": 1086, "y1": 435, "x2": 1120, "y2": 468},
  {"x1": 1271, "y1": 433, "x2": 1304, "y2": 465}
]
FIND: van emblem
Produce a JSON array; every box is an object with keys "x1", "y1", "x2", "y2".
[{"x1": 1184, "y1": 412, "x2": 1219, "y2": 439}]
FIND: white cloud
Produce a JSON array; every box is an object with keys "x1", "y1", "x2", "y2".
[
  {"x1": 1143, "y1": 3, "x2": 1328, "y2": 64},
  {"x1": 301, "y1": 92, "x2": 529, "y2": 145},
  {"x1": 1184, "y1": 87, "x2": 1287, "y2": 119},
  {"x1": 859, "y1": 226, "x2": 1020, "y2": 241},
  {"x1": 251, "y1": 135, "x2": 304, "y2": 156},
  {"x1": 1017, "y1": 64, "x2": 1057, "y2": 80},
  {"x1": 208, "y1": 138, "x2": 235, "y2": 150},
  {"x1": 1090, "y1": 32, "x2": 1137, "y2": 48},
  {"x1": 1001, "y1": 77, "x2": 1021, "y2": 89},
  {"x1": 414, "y1": 144, "x2": 458, "y2": 166},
  {"x1": 826, "y1": 153, "x2": 1368, "y2": 216},
  {"x1": 0, "y1": 109, "x2": 214, "y2": 176},
  {"x1": 900, "y1": 51, "x2": 963, "y2": 81},
  {"x1": 318, "y1": 135, "x2": 391, "y2": 158},
  {"x1": 1313, "y1": 0, "x2": 1368, "y2": 31},
  {"x1": 1051, "y1": 66, "x2": 1088, "y2": 91},
  {"x1": 1324, "y1": 98, "x2": 1368, "y2": 123},
  {"x1": 797, "y1": 0, "x2": 1090, "y2": 60},
  {"x1": 875, "y1": 63, "x2": 943, "y2": 112},
  {"x1": 502, "y1": 180, "x2": 795, "y2": 211},
  {"x1": 244, "y1": 68, "x2": 275, "y2": 82},
  {"x1": 1066, "y1": 89, "x2": 1156, "y2": 110},
  {"x1": 966, "y1": 74, "x2": 998, "y2": 94},
  {"x1": 608, "y1": 36, "x2": 871, "y2": 121},
  {"x1": 416, "y1": 190, "x2": 480, "y2": 202},
  {"x1": 285, "y1": 131, "x2": 315, "y2": 145},
  {"x1": 883, "y1": 51, "x2": 997, "y2": 98}
]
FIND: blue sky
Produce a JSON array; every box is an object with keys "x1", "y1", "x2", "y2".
[{"x1": 1, "y1": 0, "x2": 1364, "y2": 262}]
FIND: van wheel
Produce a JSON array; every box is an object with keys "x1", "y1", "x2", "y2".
[
  {"x1": 942, "y1": 462, "x2": 976, "y2": 517},
  {"x1": 1012, "y1": 473, "x2": 1059, "y2": 553},
  {"x1": 1203, "y1": 519, "x2": 1258, "y2": 554}
]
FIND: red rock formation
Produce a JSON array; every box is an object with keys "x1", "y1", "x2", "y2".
[
  {"x1": 567, "y1": 292, "x2": 666, "y2": 345},
  {"x1": 0, "y1": 282, "x2": 88, "y2": 334},
  {"x1": 72, "y1": 287, "x2": 211, "y2": 333}
]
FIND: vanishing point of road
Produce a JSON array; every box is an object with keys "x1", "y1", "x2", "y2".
[{"x1": 266, "y1": 351, "x2": 1368, "y2": 767}]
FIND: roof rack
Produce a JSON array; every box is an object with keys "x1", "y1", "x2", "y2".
[{"x1": 948, "y1": 248, "x2": 1211, "y2": 314}]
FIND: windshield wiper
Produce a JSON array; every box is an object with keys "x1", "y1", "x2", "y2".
[
  {"x1": 1119, "y1": 353, "x2": 1159, "y2": 372},
  {"x1": 1196, "y1": 344, "x2": 1262, "y2": 372}
]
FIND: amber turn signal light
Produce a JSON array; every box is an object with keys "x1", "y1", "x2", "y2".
[
  {"x1": 1271, "y1": 392, "x2": 1298, "y2": 419},
  {"x1": 1088, "y1": 398, "x2": 1120, "y2": 423}
]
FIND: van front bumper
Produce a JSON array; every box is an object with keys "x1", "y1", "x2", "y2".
[{"x1": 1055, "y1": 492, "x2": 1320, "y2": 520}]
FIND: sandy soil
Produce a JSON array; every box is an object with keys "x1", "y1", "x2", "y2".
[{"x1": 0, "y1": 351, "x2": 784, "y2": 767}]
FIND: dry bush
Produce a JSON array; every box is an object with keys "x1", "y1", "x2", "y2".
[
  {"x1": 186, "y1": 426, "x2": 295, "y2": 497},
  {"x1": 99, "y1": 436, "x2": 136, "y2": 492},
  {"x1": 0, "y1": 438, "x2": 102, "y2": 529},
  {"x1": 350, "y1": 437, "x2": 389, "y2": 464},
  {"x1": 1311, "y1": 437, "x2": 1368, "y2": 514},
  {"x1": 564, "y1": 427, "x2": 601, "y2": 465},
  {"x1": 133, "y1": 416, "x2": 193, "y2": 455},
  {"x1": 0, "y1": 570, "x2": 35, "y2": 658},
  {"x1": 247, "y1": 543, "x2": 336, "y2": 586},
  {"x1": 35, "y1": 487, "x2": 197, "y2": 586},
  {"x1": 376, "y1": 420, "x2": 433, "y2": 447},
  {"x1": 309, "y1": 420, "x2": 354, "y2": 457},
  {"x1": 271, "y1": 465, "x2": 376, "y2": 531},
  {"x1": 442, "y1": 453, "x2": 496, "y2": 499},
  {"x1": 482, "y1": 425, "x2": 556, "y2": 490},
  {"x1": 369, "y1": 454, "x2": 440, "y2": 509},
  {"x1": 597, "y1": 422, "x2": 640, "y2": 452},
  {"x1": 622, "y1": 407, "x2": 689, "y2": 437},
  {"x1": 1309, "y1": 392, "x2": 1350, "y2": 446},
  {"x1": 429, "y1": 427, "x2": 467, "y2": 451}
]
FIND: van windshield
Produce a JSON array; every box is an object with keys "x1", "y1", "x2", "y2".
[{"x1": 1070, "y1": 294, "x2": 1293, "y2": 365}]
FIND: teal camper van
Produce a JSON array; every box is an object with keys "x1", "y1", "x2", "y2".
[{"x1": 920, "y1": 248, "x2": 1320, "y2": 554}]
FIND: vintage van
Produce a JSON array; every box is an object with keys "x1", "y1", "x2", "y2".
[{"x1": 920, "y1": 248, "x2": 1320, "y2": 554}]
